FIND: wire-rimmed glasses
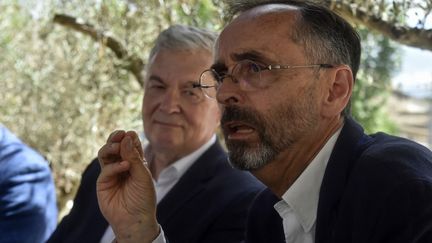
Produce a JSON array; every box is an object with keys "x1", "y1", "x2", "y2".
[{"x1": 194, "y1": 59, "x2": 334, "y2": 99}]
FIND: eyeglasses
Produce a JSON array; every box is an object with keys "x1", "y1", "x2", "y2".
[{"x1": 194, "y1": 59, "x2": 334, "y2": 99}]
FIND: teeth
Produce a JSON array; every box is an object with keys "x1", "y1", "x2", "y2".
[
  {"x1": 228, "y1": 124, "x2": 238, "y2": 132},
  {"x1": 236, "y1": 128, "x2": 253, "y2": 133},
  {"x1": 229, "y1": 124, "x2": 253, "y2": 133}
]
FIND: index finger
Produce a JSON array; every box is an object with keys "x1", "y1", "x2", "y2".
[
  {"x1": 106, "y1": 130, "x2": 126, "y2": 143},
  {"x1": 98, "y1": 130, "x2": 126, "y2": 167},
  {"x1": 125, "y1": 130, "x2": 144, "y2": 160},
  {"x1": 98, "y1": 142, "x2": 121, "y2": 166}
]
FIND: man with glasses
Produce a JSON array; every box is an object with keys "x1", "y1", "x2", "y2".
[
  {"x1": 96, "y1": 1, "x2": 432, "y2": 243},
  {"x1": 48, "y1": 25, "x2": 263, "y2": 243}
]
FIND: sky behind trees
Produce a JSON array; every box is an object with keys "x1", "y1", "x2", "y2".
[
  {"x1": 393, "y1": 8, "x2": 432, "y2": 98},
  {"x1": 394, "y1": 46, "x2": 432, "y2": 98}
]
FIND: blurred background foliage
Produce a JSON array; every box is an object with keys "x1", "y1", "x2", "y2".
[
  {"x1": 351, "y1": 27, "x2": 401, "y2": 134},
  {"x1": 1, "y1": 0, "x2": 428, "y2": 218}
]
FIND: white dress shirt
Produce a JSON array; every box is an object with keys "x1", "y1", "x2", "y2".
[
  {"x1": 100, "y1": 135, "x2": 217, "y2": 243},
  {"x1": 274, "y1": 128, "x2": 341, "y2": 243}
]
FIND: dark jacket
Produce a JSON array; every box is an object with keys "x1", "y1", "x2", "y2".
[
  {"x1": 247, "y1": 118, "x2": 432, "y2": 243},
  {"x1": 48, "y1": 141, "x2": 264, "y2": 243}
]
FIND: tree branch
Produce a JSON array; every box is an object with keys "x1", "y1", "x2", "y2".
[
  {"x1": 327, "y1": 1, "x2": 432, "y2": 51},
  {"x1": 53, "y1": 14, "x2": 145, "y2": 86}
]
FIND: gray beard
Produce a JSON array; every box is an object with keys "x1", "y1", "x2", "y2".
[
  {"x1": 226, "y1": 140, "x2": 277, "y2": 170},
  {"x1": 222, "y1": 86, "x2": 318, "y2": 171},
  {"x1": 222, "y1": 105, "x2": 294, "y2": 171}
]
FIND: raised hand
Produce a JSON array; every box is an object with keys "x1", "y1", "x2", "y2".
[{"x1": 97, "y1": 130, "x2": 159, "y2": 243}]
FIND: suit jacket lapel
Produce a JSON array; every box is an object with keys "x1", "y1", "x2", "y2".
[
  {"x1": 315, "y1": 118, "x2": 373, "y2": 243},
  {"x1": 156, "y1": 141, "x2": 226, "y2": 225}
]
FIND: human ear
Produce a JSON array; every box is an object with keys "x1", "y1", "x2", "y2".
[{"x1": 321, "y1": 65, "x2": 353, "y2": 117}]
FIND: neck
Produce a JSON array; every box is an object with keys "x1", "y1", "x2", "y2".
[
  {"x1": 147, "y1": 148, "x2": 180, "y2": 180},
  {"x1": 252, "y1": 116, "x2": 344, "y2": 197}
]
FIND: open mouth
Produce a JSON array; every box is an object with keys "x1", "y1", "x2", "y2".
[{"x1": 223, "y1": 121, "x2": 256, "y2": 140}]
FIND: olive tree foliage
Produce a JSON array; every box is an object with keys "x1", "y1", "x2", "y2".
[
  {"x1": 1, "y1": 1, "x2": 137, "y2": 215},
  {"x1": 325, "y1": 0, "x2": 432, "y2": 51},
  {"x1": 0, "y1": 0, "x2": 222, "y2": 216},
  {"x1": 0, "y1": 0, "x2": 425, "y2": 215},
  {"x1": 225, "y1": 0, "x2": 432, "y2": 51},
  {"x1": 318, "y1": 0, "x2": 431, "y2": 133},
  {"x1": 351, "y1": 27, "x2": 401, "y2": 134}
]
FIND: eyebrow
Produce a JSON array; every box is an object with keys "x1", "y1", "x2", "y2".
[
  {"x1": 183, "y1": 80, "x2": 200, "y2": 88},
  {"x1": 210, "y1": 50, "x2": 272, "y2": 71},
  {"x1": 147, "y1": 75, "x2": 198, "y2": 87},
  {"x1": 148, "y1": 75, "x2": 164, "y2": 84},
  {"x1": 231, "y1": 51, "x2": 268, "y2": 63}
]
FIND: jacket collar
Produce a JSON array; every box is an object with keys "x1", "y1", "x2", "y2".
[
  {"x1": 156, "y1": 141, "x2": 227, "y2": 224},
  {"x1": 315, "y1": 117, "x2": 373, "y2": 243}
]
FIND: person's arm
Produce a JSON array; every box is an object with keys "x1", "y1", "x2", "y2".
[
  {"x1": 0, "y1": 147, "x2": 57, "y2": 243},
  {"x1": 96, "y1": 130, "x2": 159, "y2": 243}
]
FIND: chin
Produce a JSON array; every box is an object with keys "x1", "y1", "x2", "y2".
[
  {"x1": 226, "y1": 140, "x2": 276, "y2": 171},
  {"x1": 150, "y1": 134, "x2": 178, "y2": 146}
]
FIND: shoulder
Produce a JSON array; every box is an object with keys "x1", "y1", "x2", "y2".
[
  {"x1": 354, "y1": 132, "x2": 432, "y2": 183},
  {"x1": 70, "y1": 158, "x2": 101, "y2": 205},
  {"x1": 209, "y1": 157, "x2": 264, "y2": 193},
  {"x1": 365, "y1": 132, "x2": 431, "y2": 160},
  {"x1": 342, "y1": 132, "x2": 432, "y2": 211},
  {"x1": 194, "y1": 141, "x2": 264, "y2": 192},
  {"x1": 80, "y1": 158, "x2": 101, "y2": 184},
  {"x1": 0, "y1": 127, "x2": 57, "y2": 242},
  {"x1": 188, "y1": 146, "x2": 264, "y2": 206},
  {"x1": 0, "y1": 126, "x2": 51, "y2": 184}
]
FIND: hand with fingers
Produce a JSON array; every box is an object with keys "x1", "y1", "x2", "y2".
[{"x1": 97, "y1": 130, "x2": 160, "y2": 243}]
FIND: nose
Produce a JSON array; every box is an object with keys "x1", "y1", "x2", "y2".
[
  {"x1": 216, "y1": 77, "x2": 243, "y2": 105},
  {"x1": 159, "y1": 90, "x2": 181, "y2": 113}
]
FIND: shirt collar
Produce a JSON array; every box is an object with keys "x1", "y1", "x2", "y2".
[
  {"x1": 156, "y1": 135, "x2": 217, "y2": 182},
  {"x1": 279, "y1": 128, "x2": 342, "y2": 232}
]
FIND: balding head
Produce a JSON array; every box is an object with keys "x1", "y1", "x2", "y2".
[{"x1": 223, "y1": 0, "x2": 361, "y2": 116}]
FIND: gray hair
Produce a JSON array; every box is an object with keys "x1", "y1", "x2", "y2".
[{"x1": 148, "y1": 24, "x2": 218, "y2": 62}]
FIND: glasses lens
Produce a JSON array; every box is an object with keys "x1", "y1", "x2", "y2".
[
  {"x1": 200, "y1": 70, "x2": 218, "y2": 98},
  {"x1": 232, "y1": 60, "x2": 261, "y2": 90}
]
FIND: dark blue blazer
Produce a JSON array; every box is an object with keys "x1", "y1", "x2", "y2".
[
  {"x1": 245, "y1": 188, "x2": 284, "y2": 243},
  {"x1": 48, "y1": 141, "x2": 264, "y2": 243},
  {"x1": 247, "y1": 118, "x2": 432, "y2": 243},
  {"x1": 0, "y1": 125, "x2": 58, "y2": 243}
]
